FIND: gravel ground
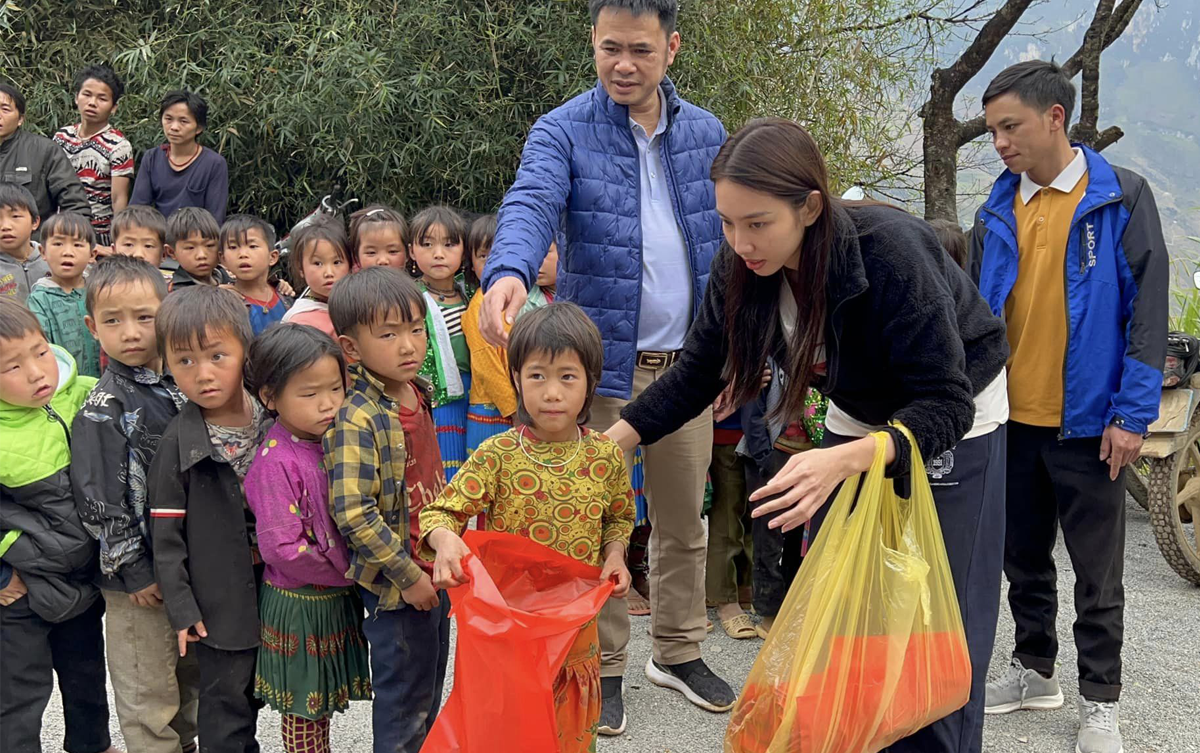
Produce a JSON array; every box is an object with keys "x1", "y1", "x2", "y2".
[{"x1": 39, "y1": 496, "x2": 1199, "y2": 752}]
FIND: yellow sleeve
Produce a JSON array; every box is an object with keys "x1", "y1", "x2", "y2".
[
  {"x1": 462, "y1": 291, "x2": 519, "y2": 417},
  {"x1": 600, "y1": 440, "x2": 636, "y2": 551},
  {"x1": 417, "y1": 439, "x2": 499, "y2": 560}
]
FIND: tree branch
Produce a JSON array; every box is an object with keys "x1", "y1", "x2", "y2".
[
  {"x1": 1093, "y1": 125, "x2": 1124, "y2": 151},
  {"x1": 1070, "y1": 0, "x2": 1114, "y2": 145},
  {"x1": 933, "y1": 0, "x2": 1037, "y2": 100},
  {"x1": 957, "y1": 114, "x2": 986, "y2": 146},
  {"x1": 1061, "y1": 0, "x2": 1143, "y2": 77}
]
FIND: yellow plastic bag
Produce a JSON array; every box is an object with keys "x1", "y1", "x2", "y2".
[{"x1": 726, "y1": 424, "x2": 971, "y2": 753}]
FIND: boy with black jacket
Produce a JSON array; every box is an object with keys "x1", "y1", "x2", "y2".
[
  {"x1": 71, "y1": 255, "x2": 199, "y2": 753},
  {"x1": 149, "y1": 286, "x2": 270, "y2": 753},
  {"x1": 0, "y1": 297, "x2": 117, "y2": 753}
]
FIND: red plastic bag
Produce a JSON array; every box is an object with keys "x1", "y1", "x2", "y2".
[{"x1": 420, "y1": 531, "x2": 614, "y2": 753}]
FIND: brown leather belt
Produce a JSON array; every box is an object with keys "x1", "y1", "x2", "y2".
[{"x1": 636, "y1": 350, "x2": 680, "y2": 370}]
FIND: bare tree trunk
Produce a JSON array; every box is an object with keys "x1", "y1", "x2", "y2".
[{"x1": 919, "y1": 0, "x2": 1143, "y2": 220}]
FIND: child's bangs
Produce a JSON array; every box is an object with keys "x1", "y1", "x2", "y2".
[
  {"x1": 41, "y1": 213, "x2": 96, "y2": 246},
  {"x1": 410, "y1": 206, "x2": 467, "y2": 246}
]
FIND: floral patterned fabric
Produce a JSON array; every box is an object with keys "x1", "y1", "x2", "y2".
[
  {"x1": 254, "y1": 583, "x2": 371, "y2": 720},
  {"x1": 418, "y1": 427, "x2": 635, "y2": 568}
]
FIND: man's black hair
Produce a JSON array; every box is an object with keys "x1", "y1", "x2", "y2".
[
  {"x1": 0, "y1": 182, "x2": 39, "y2": 219},
  {"x1": 982, "y1": 60, "x2": 1076, "y2": 127},
  {"x1": 0, "y1": 82, "x2": 25, "y2": 116},
  {"x1": 159, "y1": 90, "x2": 208, "y2": 131},
  {"x1": 328, "y1": 266, "x2": 427, "y2": 337},
  {"x1": 588, "y1": 0, "x2": 677, "y2": 35},
  {"x1": 73, "y1": 64, "x2": 125, "y2": 105}
]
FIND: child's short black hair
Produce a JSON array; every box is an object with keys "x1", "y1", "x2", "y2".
[
  {"x1": 507, "y1": 302, "x2": 604, "y2": 426},
  {"x1": 288, "y1": 218, "x2": 349, "y2": 287},
  {"x1": 0, "y1": 297, "x2": 44, "y2": 343},
  {"x1": 167, "y1": 207, "x2": 220, "y2": 246},
  {"x1": 983, "y1": 60, "x2": 1076, "y2": 127},
  {"x1": 928, "y1": 219, "x2": 969, "y2": 271},
  {"x1": 466, "y1": 213, "x2": 497, "y2": 289},
  {"x1": 349, "y1": 204, "x2": 408, "y2": 264},
  {"x1": 407, "y1": 206, "x2": 467, "y2": 278},
  {"x1": 0, "y1": 181, "x2": 39, "y2": 219},
  {"x1": 220, "y1": 214, "x2": 277, "y2": 253},
  {"x1": 73, "y1": 64, "x2": 125, "y2": 105},
  {"x1": 112, "y1": 205, "x2": 168, "y2": 245},
  {"x1": 245, "y1": 324, "x2": 346, "y2": 407},
  {"x1": 155, "y1": 285, "x2": 252, "y2": 362},
  {"x1": 85, "y1": 254, "x2": 169, "y2": 316},
  {"x1": 0, "y1": 82, "x2": 25, "y2": 116},
  {"x1": 159, "y1": 90, "x2": 208, "y2": 132},
  {"x1": 328, "y1": 266, "x2": 427, "y2": 337},
  {"x1": 41, "y1": 212, "x2": 97, "y2": 248}
]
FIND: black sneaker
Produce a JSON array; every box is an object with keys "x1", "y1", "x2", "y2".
[
  {"x1": 645, "y1": 657, "x2": 736, "y2": 712},
  {"x1": 597, "y1": 676, "x2": 626, "y2": 736}
]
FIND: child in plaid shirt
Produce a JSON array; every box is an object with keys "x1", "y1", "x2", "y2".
[{"x1": 323, "y1": 267, "x2": 448, "y2": 753}]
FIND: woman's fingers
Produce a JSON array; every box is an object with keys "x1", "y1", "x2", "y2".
[{"x1": 750, "y1": 481, "x2": 811, "y2": 517}]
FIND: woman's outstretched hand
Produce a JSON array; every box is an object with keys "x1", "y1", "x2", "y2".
[{"x1": 749, "y1": 435, "x2": 893, "y2": 533}]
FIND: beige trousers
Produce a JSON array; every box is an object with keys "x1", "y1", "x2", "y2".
[
  {"x1": 103, "y1": 589, "x2": 201, "y2": 753},
  {"x1": 588, "y1": 365, "x2": 713, "y2": 674}
]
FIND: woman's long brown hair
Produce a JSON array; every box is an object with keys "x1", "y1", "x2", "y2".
[{"x1": 711, "y1": 118, "x2": 837, "y2": 424}]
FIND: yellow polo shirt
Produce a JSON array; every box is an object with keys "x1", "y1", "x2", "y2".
[{"x1": 1005, "y1": 149, "x2": 1089, "y2": 427}]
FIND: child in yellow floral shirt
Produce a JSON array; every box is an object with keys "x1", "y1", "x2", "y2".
[{"x1": 419, "y1": 302, "x2": 634, "y2": 753}]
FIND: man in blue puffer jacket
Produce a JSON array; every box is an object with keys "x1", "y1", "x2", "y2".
[
  {"x1": 971, "y1": 61, "x2": 1168, "y2": 753},
  {"x1": 480, "y1": 0, "x2": 731, "y2": 733}
]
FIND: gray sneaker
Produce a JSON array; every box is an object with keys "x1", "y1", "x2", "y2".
[
  {"x1": 984, "y1": 658, "x2": 1065, "y2": 715},
  {"x1": 1076, "y1": 698, "x2": 1123, "y2": 753}
]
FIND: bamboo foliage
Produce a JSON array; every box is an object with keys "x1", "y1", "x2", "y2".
[{"x1": 2, "y1": 0, "x2": 926, "y2": 229}]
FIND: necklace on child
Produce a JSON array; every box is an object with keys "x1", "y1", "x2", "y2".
[
  {"x1": 425, "y1": 281, "x2": 456, "y2": 302},
  {"x1": 518, "y1": 425, "x2": 583, "y2": 469}
]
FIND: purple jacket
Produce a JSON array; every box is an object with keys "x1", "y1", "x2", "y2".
[{"x1": 244, "y1": 423, "x2": 352, "y2": 589}]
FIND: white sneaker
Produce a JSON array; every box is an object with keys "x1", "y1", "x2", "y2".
[
  {"x1": 1076, "y1": 698, "x2": 1123, "y2": 753},
  {"x1": 984, "y1": 657, "x2": 1064, "y2": 714}
]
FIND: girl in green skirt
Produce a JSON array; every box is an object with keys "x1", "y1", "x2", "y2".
[{"x1": 245, "y1": 325, "x2": 371, "y2": 753}]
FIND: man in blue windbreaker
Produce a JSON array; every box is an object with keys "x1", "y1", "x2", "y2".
[
  {"x1": 479, "y1": 0, "x2": 732, "y2": 735},
  {"x1": 971, "y1": 60, "x2": 1168, "y2": 753}
]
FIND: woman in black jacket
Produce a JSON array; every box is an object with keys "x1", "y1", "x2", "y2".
[{"x1": 605, "y1": 119, "x2": 1009, "y2": 753}]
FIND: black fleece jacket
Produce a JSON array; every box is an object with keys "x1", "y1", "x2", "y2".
[{"x1": 621, "y1": 204, "x2": 1009, "y2": 477}]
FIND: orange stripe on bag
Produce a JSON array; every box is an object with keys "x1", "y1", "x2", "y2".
[{"x1": 725, "y1": 425, "x2": 972, "y2": 753}]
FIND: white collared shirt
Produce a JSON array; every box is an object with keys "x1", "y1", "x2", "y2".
[{"x1": 1019, "y1": 148, "x2": 1087, "y2": 205}]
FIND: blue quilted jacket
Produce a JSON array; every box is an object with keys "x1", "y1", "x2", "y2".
[{"x1": 484, "y1": 77, "x2": 727, "y2": 399}]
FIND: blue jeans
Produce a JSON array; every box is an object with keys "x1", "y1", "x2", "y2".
[{"x1": 358, "y1": 586, "x2": 450, "y2": 753}]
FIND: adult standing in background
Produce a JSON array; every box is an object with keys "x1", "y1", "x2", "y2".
[
  {"x1": 975, "y1": 60, "x2": 1168, "y2": 753},
  {"x1": 131, "y1": 90, "x2": 228, "y2": 224},
  {"x1": 54, "y1": 64, "x2": 136, "y2": 249},
  {"x1": 0, "y1": 82, "x2": 92, "y2": 227},
  {"x1": 480, "y1": 0, "x2": 733, "y2": 734}
]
